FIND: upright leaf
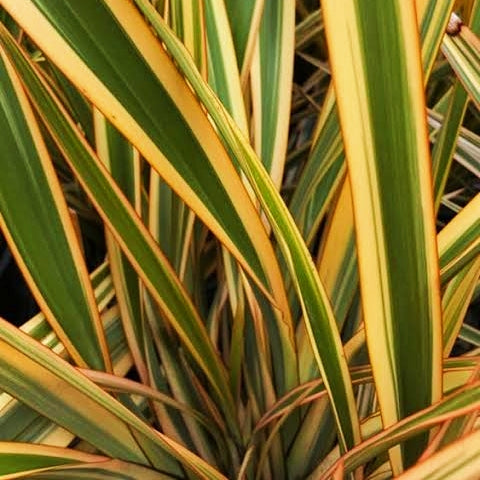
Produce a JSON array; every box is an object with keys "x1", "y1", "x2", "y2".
[
  {"x1": 224, "y1": 0, "x2": 264, "y2": 78},
  {"x1": 0, "y1": 47, "x2": 110, "y2": 371},
  {"x1": 94, "y1": 112, "x2": 148, "y2": 383},
  {"x1": 320, "y1": 0, "x2": 443, "y2": 470},
  {"x1": 251, "y1": 0, "x2": 295, "y2": 188}
]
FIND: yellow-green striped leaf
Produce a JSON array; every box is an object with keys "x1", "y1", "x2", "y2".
[
  {"x1": 0, "y1": 46, "x2": 109, "y2": 371},
  {"x1": 439, "y1": 194, "x2": 480, "y2": 284},
  {"x1": 442, "y1": 21, "x2": 480, "y2": 110},
  {"x1": 205, "y1": 0, "x2": 248, "y2": 133},
  {"x1": 224, "y1": 0, "x2": 264, "y2": 78},
  {"x1": 396, "y1": 429, "x2": 480, "y2": 480},
  {"x1": 288, "y1": 84, "x2": 345, "y2": 244},
  {"x1": 419, "y1": 0, "x2": 456, "y2": 78},
  {"x1": 442, "y1": 256, "x2": 480, "y2": 355},
  {"x1": 321, "y1": 0, "x2": 442, "y2": 470},
  {"x1": 169, "y1": 0, "x2": 207, "y2": 78},
  {"x1": 94, "y1": 111, "x2": 148, "y2": 383},
  {"x1": 0, "y1": 443, "x2": 170, "y2": 480},
  {"x1": 0, "y1": 317, "x2": 198, "y2": 477},
  {"x1": 432, "y1": 1, "x2": 480, "y2": 211},
  {"x1": 251, "y1": 0, "x2": 295, "y2": 187},
  {"x1": 323, "y1": 379, "x2": 480, "y2": 478}
]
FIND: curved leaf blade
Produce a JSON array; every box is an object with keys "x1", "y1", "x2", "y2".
[
  {"x1": 0, "y1": 317, "x2": 226, "y2": 480},
  {"x1": 397, "y1": 429, "x2": 480, "y2": 480},
  {"x1": 0, "y1": 443, "x2": 168, "y2": 480}
]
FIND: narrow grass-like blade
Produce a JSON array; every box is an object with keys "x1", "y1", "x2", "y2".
[
  {"x1": 150, "y1": 0, "x2": 204, "y2": 286},
  {"x1": 0, "y1": 47, "x2": 109, "y2": 371},
  {"x1": 295, "y1": 9, "x2": 323, "y2": 50},
  {"x1": 205, "y1": 0, "x2": 248, "y2": 133},
  {"x1": 224, "y1": 0, "x2": 264, "y2": 79},
  {"x1": 297, "y1": 180, "x2": 357, "y2": 383},
  {"x1": 439, "y1": 194, "x2": 480, "y2": 284},
  {"x1": 204, "y1": 0, "x2": 298, "y2": 404},
  {"x1": 0, "y1": 319, "x2": 172, "y2": 475},
  {"x1": 322, "y1": 379, "x2": 480, "y2": 479},
  {"x1": 432, "y1": 1, "x2": 480, "y2": 210},
  {"x1": 251, "y1": 0, "x2": 295, "y2": 188},
  {"x1": 427, "y1": 109, "x2": 480, "y2": 186},
  {"x1": 94, "y1": 111, "x2": 148, "y2": 383},
  {"x1": 169, "y1": 0, "x2": 207, "y2": 78},
  {"x1": 255, "y1": 358, "x2": 480, "y2": 437},
  {"x1": 81, "y1": 369, "x2": 221, "y2": 438},
  {"x1": 432, "y1": 82, "x2": 469, "y2": 211},
  {"x1": 442, "y1": 21, "x2": 480, "y2": 110},
  {"x1": 442, "y1": 256, "x2": 480, "y2": 355},
  {"x1": 288, "y1": 84, "x2": 345, "y2": 243},
  {"x1": 419, "y1": 0, "x2": 456, "y2": 78},
  {"x1": 460, "y1": 323, "x2": 480, "y2": 346}
]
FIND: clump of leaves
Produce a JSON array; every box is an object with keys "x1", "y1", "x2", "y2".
[{"x1": 0, "y1": 1, "x2": 479, "y2": 479}]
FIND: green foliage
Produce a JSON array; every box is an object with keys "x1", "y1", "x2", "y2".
[{"x1": 0, "y1": 1, "x2": 479, "y2": 479}]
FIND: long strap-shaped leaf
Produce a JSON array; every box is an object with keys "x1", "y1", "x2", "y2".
[
  {"x1": 288, "y1": 84, "x2": 345, "y2": 243},
  {"x1": 203, "y1": 0, "x2": 298, "y2": 401},
  {"x1": 288, "y1": 3, "x2": 467, "y2": 335},
  {"x1": 250, "y1": 0, "x2": 295, "y2": 188},
  {"x1": 320, "y1": 0, "x2": 443, "y2": 471},
  {"x1": 0, "y1": 47, "x2": 110, "y2": 371},
  {"x1": 428, "y1": 109, "x2": 480, "y2": 180},
  {"x1": 253, "y1": 356, "x2": 480, "y2": 438},
  {"x1": 94, "y1": 112, "x2": 148, "y2": 384},
  {"x1": 0, "y1": 317, "x2": 228, "y2": 479},
  {"x1": 291, "y1": 0, "x2": 457, "y2": 246},
  {"x1": 133, "y1": 0, "x2": 361, "y2": 452},
  {"x1": 432, "y1": 81, "x2": 470, "y2": 210},
  {"x1": 0, "y1": 268, "x2": 127, "y2": 448},
  {"x1": 396, "y1": 429, "x2": 480, "y2": 480},
  {"x1": 419, "y1": 0, "x2": 456, "y2": 79},
  {"x1": 0, "y1": 0, "x2": 292, "y2": 339},
  {"x1": 287, "y1": 6, "x2": 457, "y2": 382},
  {"x1": 169, "y1": 0, "x2": 207, "y2": 78},
  {"x1": 149, "y1": 0, "x2": 199, "y2": 293},
  {"x1": 442, "y1": 256, "x2": 480, "y2": 355},
  {"x1": 204, "y1": 0, "x2": 248, "y2": 133},
  {"x1": 0, "y1": 25, "x2": 239, "y2": 434},
  {"x1": 0, "y1": 443, "x2": 170, "y2": 480}
]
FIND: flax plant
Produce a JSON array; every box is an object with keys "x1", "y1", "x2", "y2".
[{"x1": 0, "y1": 1, "x2": 479, "y2": 479}]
